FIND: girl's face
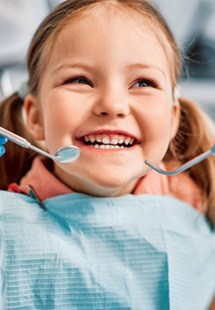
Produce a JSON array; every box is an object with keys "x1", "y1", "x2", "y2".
[{"x1": 25, "y1": 5, "x2": 179, "y2": 196}]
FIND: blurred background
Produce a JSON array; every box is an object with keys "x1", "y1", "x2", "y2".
[
  {"x1": 0, "y1": 0, "x2": 215, "y2": 118},
  {"x1": 154, "y1": 0, "x2": 215, "y2": 119}
]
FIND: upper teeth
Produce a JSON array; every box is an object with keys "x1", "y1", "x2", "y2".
[{"x1": 84, "y1": 135, "x2": 134, "y2": 145}]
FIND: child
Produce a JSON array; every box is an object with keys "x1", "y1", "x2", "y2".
[{"x1": 0, "y1": 0, "x2": 215, "y2": 309}]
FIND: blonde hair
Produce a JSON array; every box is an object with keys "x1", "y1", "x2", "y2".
[{"x1": 0, "y1": 0, "x2": 215, "y2": 223}]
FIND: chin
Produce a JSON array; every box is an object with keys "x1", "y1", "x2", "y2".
[
  {"x1": 57, "y1": 165, "x2": 139, "y2": 196},
  {"x1": 87, "y1": 175, "x2": 138, "y2": 197}
]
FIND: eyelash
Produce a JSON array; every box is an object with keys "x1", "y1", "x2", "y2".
[
  {"x1": 131, "y1": 78, "x2": 159, "y2": 89},
  {"x1": 63, "y1": 76, "x2": 93, "y2": 87},
  {"x1": 62, "y1": 76, "x2": 159, "y2": 89}
]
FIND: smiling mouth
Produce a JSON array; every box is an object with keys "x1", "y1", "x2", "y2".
[{"x1": 79, "y1": 133, "x2": 139, "y2": 149}]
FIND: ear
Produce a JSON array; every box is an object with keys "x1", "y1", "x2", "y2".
[
  {"x1": 170, "y1": 99, "x2": 180, "y2": 140},
  {"x1": 24, "y1": 94, "x2": 45, "y2": 141}
]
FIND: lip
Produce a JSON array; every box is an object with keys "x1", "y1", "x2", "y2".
[{"x1": 76, "y1": 129, "x2": 140, "y2": 141}]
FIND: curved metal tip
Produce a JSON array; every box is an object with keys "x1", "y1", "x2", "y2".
[
  {"x1": 145, "y1": 160, "x2": 181, "y2": 176},
  {"x1": 145, "y1": 147, "x2": 215, "y2": 176}
]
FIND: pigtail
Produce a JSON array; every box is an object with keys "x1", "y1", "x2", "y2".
[
  {"x1": 165, "y1": 97, "x2": 215, "y2": 224},
  {"x1": 0, "y1": 93, "x2": 36, "y2": 190}
]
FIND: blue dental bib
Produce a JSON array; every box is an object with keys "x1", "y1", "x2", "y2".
[{"x1": 0, "y1": 191, "x2": 215, "y2": 309}]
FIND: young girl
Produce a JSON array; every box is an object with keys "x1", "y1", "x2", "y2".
[{"x1": 0, "y1": 0, "x2": 215, "y2": 309}]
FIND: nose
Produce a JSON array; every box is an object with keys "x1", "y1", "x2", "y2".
[{"x1": 92, "y1": 87, "x2": 130, "y2": 118}]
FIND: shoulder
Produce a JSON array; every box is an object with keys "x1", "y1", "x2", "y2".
[
  {"x1": 0, "y1": 189, "x2": 30, "y2": 204},
  {"x1": 127, "y1": 194, "x2": 214, "y2": 236},
  {"x1": 0, "y1": 190, "x2": 42, "y2": 220},
  {"x1": 0, "y1": 190, "x2": 28, "y2": 207}
]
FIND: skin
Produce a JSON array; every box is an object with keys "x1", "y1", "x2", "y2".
[{"x1": 24, "y1": 4, "x2": 180, "y2": 197}]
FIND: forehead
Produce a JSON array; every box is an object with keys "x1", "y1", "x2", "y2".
[
  {"x1": 42, "y1": 3, "x2": 173, "y2": 77},
  {"x1": 56, "y1": 3, "x2": 170, "y2": 46}
]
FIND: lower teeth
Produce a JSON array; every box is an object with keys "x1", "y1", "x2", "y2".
[{"x1": 94, "y1": 144, "x2": 124, "y2": 149}]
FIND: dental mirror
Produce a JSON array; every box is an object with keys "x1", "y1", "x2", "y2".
[
  {"x1": 145, "y1": 145, "x2": 215, "y2": 176},
  {"x1": 0, "y1": 126, "x2": 80, "y2": 163}
]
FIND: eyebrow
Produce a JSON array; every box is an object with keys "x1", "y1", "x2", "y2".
[
  {"x1": 52, "y1": 62, "x2": 167, "y2": 78},
  {"x1": 127, "y1": 63, "x2": 166, "y2": 78},
  {"x1": 52, "y1": 63, "x2": 95, "y2": 74}
]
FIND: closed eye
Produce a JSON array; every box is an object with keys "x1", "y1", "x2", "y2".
[{"x1": 63, "y1": 76, "x2": 93, "y2": 87}]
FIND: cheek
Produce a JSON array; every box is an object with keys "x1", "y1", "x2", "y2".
[
  {"x1": 40, "y1": 101, "x2": 72, "y2": 151},
  {"x1": 40, "y1": 94, "x2": 89, "y2": 152},
  {"x1": 42, "y1": 91, "x2": 88, "y2": 127},
  {"x1": 139, "y1": 103, "x2": 173, "y2": 139},
  {"x1": 137, "y1": 103, "x2": 174, "y2": 162}
]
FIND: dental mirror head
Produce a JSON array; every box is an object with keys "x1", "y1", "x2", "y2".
[{"x1": 54, "y1": 146, "x2": 80, "y2": 163}]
